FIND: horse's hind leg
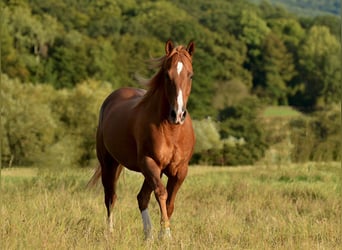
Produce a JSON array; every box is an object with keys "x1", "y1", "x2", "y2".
[{"x1": 100, "y1": 157, "x2": 123, "y2": 232}]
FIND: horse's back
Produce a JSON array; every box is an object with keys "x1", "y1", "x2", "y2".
[{"x1": 101, "y1": 87, "x2": 146, "y2": 113}]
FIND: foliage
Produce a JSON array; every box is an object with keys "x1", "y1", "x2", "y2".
[
  {"x1": 1, "y1": 75, "x2": 112, "y2": 166},
  {"x1": 218, "y1": 97, "x2": 268, "y2": 165},
  {"x1": 1, "y1": 76, "x2": 57, "y2": 166},
  {"x1": 1, "y1": 0, "x2": 340, "y2": 167},
  {"x1": 251, "y1": 0, "x2": 340, "y2": 16},
  {"x1": 192, "y1": 118, "x2": 223, "y2": 165},
  {"x1": 51, "y1": 80, "x2": 113, "y2": 165},
  {"x1": 290, "y1": 105, "x2": 341, "y2": 162},
  {"x1": 295, "y1": 26, "x2": 341, "y2": 107},
  {"x1": 193, "y1": 119, "x2": 222, "y2": 153},
  {"x1": 1, "y1": 0, "x2": 340, "y2": 110}
]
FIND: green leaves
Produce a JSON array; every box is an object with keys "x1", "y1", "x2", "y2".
[
  {"x1": 1, "y1": 0, "x2": 340, "y2": 167},
  {"x1": 297, "y1": 25, "x2": 341, "y2": 106},
  {"x1": 1, "y1": 76, "x2": 57, "y2": 166},
  {"x1": 1, "y1": 76, "x2": 112, "y2": 166}
]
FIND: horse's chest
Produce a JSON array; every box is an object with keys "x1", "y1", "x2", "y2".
[
  {"x1": 141, "y1": 124, "x2": 194, "y2": 173},
  {"x1": 158, "y1": 142, "x2": 182, "y2": 166},
  {"x1": 156, "y1": 137, "x2": 187, "y2": 168}
]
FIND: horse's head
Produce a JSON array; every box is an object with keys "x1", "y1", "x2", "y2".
[{"x1": 163, "y1": 40, "x2": 194, "y2": 125}]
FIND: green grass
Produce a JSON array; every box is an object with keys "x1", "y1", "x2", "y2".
[
  {"x1": 1, "y1": 163, "x2": 341, "y2": 249},
  {"x1": 262, "y1": 106, "x2": 302, "y2": 118}
]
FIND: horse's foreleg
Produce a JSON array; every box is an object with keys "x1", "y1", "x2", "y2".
[
  {"x1": 165, "y1": 166, "x2": 188, "y2": 218},
  {"x1": 141, "y1": 157, "x2": 171, "y2": 239},
  {"x1": 137, "y1": 180, "x2": 153, "y2": 239}
]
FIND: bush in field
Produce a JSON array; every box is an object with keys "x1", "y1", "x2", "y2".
[
  {"x1": 50, "y1": 80, "x2": 113, "y2": 166},
  {"x1": 310, "y1": 105, "x2": 341, "y2": 161},
  {"x1": 192, "y1": 118, "x2": 223, "y2": 165},
  {"x1": 1, "y1": 76, "x2": 113, "y2": 167},
  {"x1": 191, "y1": 97, "x2": 268, "y2": 166},
  {"x1": 218, "y1": 97, "x2": 268, "y2": 165},
  {"x1": 1, "y1": 75, "x2": 57, "y2": 166},
  {"x1": 290, "y1": 105, "x2": 341, "y2": 162}
]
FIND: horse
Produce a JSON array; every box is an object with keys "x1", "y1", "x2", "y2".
[{"x1": 88, "y1": 40, "x2": 195, "y2": 239}]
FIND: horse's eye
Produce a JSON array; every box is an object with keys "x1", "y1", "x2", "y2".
[
  {"x1": 165, "y1": 74, "x2": 170, "y2": 80},
  {"x1": 189, "y1": 74, "x2": 193, "y2": 80}
]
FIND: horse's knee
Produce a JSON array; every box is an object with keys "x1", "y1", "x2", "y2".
[{"x1": 154, "y1": 185, "x2": 168, "y2": 202}]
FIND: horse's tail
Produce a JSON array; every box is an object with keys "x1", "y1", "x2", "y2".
[{"x1": 87, "y1": 165, "x2": 102, "y2": 188}]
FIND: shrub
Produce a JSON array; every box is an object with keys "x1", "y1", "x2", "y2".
[
  {"x1": 1, "y1": 76, "x2": 113, "y2": 167},
  {"x1": 50, "y1": 80, "x2": 113, "y2": 166},
  {"x1": 218, "y1": 97, "x2": 268, "y2": 166},
  {"x1": 290, "y1": 105, "x2": 341, "y2": 162},
  {"x1": 1, "y1": 75, "x2": 57, "y2": 166},
  {"x1": 192, "y1": 118, "x2": 223, "y2": 165}
]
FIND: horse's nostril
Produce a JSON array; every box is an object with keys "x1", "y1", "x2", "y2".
[
  {"x1": 182, "y1": 110, "x2": 187, "y2": 120},
  {"x1": 170, "y1": 109, "x2": 177, "y2": 119}
]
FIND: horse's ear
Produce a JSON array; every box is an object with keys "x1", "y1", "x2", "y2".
[
  {"x1": 165, "y1": 39, "x2": 174, "y2": 56},
  {"x1": 186, "y1": 41, "x2": 195, "y2": 57}
]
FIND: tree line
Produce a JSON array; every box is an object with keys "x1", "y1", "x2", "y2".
[
  {"x1": 1, "y1": 0, "x2": 340, "y2": 166},
  {"x1": 252, "y1": 0, "x2": 340, "y2": 16}
]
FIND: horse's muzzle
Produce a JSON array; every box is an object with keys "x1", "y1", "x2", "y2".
[{"x1": 169, "y1": 108, "x2": 187, "y2": 125}]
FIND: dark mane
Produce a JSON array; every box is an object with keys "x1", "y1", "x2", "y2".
[{"x1": 138, "y1": 46, "x2": 192, "y2": 104}]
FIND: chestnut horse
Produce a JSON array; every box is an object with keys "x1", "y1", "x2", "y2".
[{"x1": 88, "y1": 40, "x2": 195, "y2": 239}]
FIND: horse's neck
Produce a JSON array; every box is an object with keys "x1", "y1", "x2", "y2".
[{"x1": 144, "y1": 86, "x2": 169, "y2": 123}]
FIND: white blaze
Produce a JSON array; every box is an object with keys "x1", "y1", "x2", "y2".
[
  {"x1": 177, "y1": 89, "x2": 183, "y2": 115},
  {"x1": 177, "y1": 61, "x2": 183, "y2": 75}
]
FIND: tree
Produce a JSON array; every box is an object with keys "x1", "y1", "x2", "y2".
[
  {"x1": 1, "y1": 75, "x2": 57, "y2": 166},
  {"x1": 218, "y1": 97, "x2": 267, "y2": 165},
  {"x1": 239, "y1": 9, "x2": 271, "y2": 58},
  {"x1": 213, "y1": 79, "x2": 250, "y2": 110},
  {"x1": 193, "y1": 118, "x2": 222, "y2": 153},
  {"x1": 48, "y1": 31, "x2": 92, "y2": 88},
  {"x1": 192, "y1": 118, "x2": 223, "y2": 165},
  {"x1": 267, "y1": 18, "x2": 305, "y2": 52},
  {"x1": 86, "y1": 0, "x2": 122, "y2": 38},
  {"x1": 50, "y1": 80, "x2": 113, "y2": 165},
  {"x1": 259, "y1": 33, "x2": 296, "y2": 104},
  {"x1": 297, "y1": 25, "x2": 340, "y2": 107}
]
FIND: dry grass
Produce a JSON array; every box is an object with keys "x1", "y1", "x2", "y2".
[{"x1": 1, "y1": 163, "x2": 341, "y2": 249}]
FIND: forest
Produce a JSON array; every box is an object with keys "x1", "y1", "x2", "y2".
[
  {"x1": 1, "y1": 0, "x2": 341, "y2": 167},
  {"x1": 252, "y1": 0, "x2": 340, "y2": 16}
]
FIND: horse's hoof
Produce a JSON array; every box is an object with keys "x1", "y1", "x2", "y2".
[
  {"x1": 144, "y1": 230, "x2": 154, "y2": 241},
  {"x1": 158, "y1": 227, "x2": 172, "y2": 240},
  {"x1": 107, "y1": 227, "x2": 114, "y2": 234}
]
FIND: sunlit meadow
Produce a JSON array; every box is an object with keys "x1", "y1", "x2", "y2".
[{"x1": 1, "y1": 163, "x2": 340, "y2": 249}]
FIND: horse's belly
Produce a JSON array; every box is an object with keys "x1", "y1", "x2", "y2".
[{"x1": 102, "y1": 102, "x2": 140, "y2": 171}]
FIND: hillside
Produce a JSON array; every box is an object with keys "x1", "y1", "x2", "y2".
[
  {"x1": 1, "y1": 0, "x2": 340, "y2": 167},
  {"x1": 250, "y1": 0, "x2": 340, "y2": 16}
]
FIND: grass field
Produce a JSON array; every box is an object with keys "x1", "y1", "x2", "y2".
[
  {"x1": 1, "y1": 163, "x2": 341, "y2": 249},
  {"x1": 262, "y1": 106, "x2": 302, "y2": 118}
]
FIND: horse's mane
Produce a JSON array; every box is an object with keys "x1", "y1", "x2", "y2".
[{"x1": 138, "y1": 46, "x2": 192, "y2": 104}]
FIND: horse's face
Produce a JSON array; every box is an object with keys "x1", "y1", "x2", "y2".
[{"x1": 164, "y1": 40, "x2": 195, "y2": 125}]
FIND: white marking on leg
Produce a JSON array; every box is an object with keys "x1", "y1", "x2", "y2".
[
  {"x1": 159, "y1": 227, "x2": 172, "y2": 240},
  {"x1": 108, "y1": 214, "x2": 114, "y2": 233},
  {"x1": 177, "y1": 61, "x2": 183, "y2": 75},
  {"x1": 141, "y1": 209, "x2": 152, "y2": 239}
]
